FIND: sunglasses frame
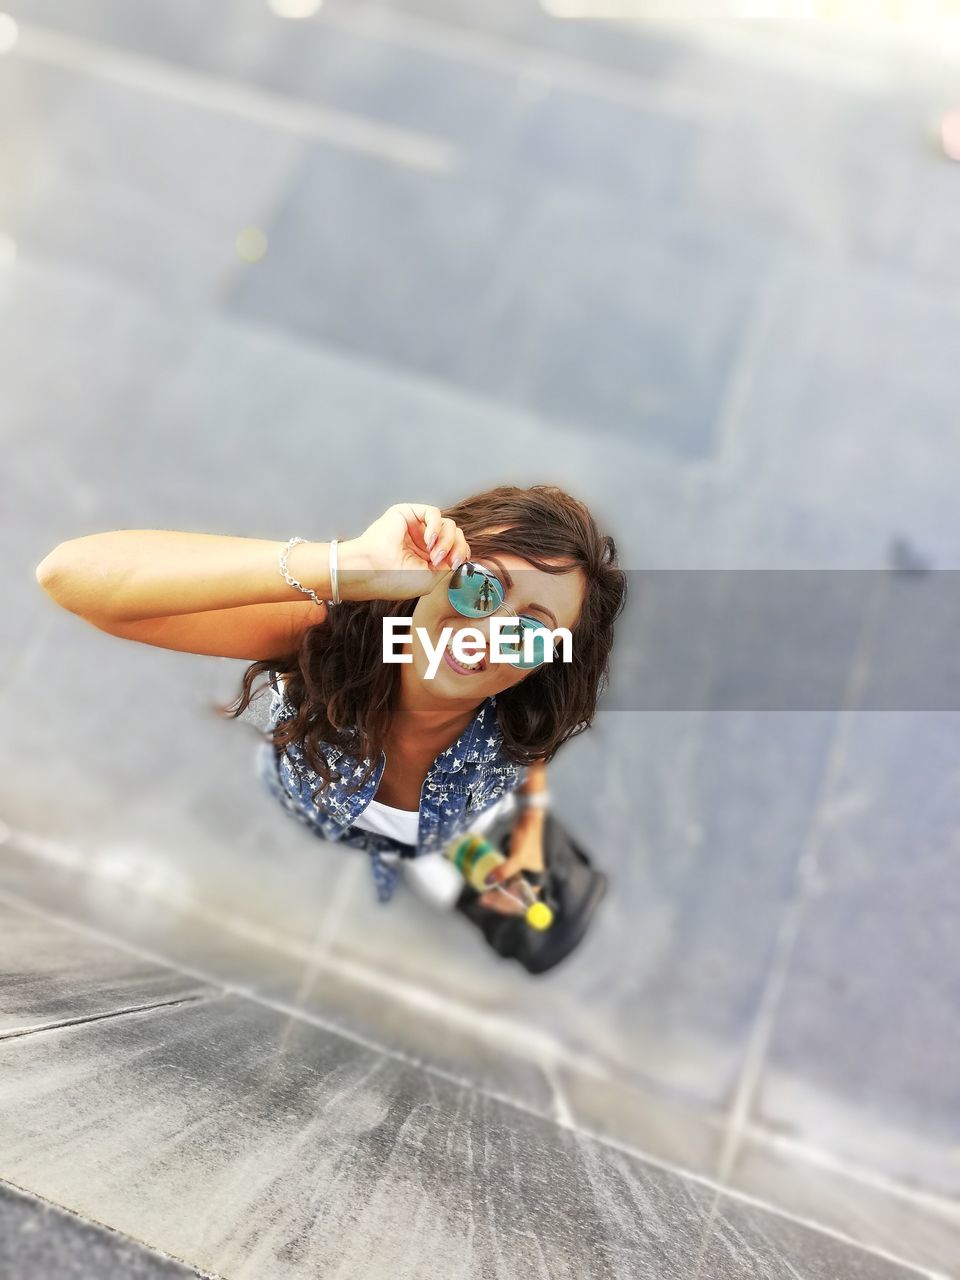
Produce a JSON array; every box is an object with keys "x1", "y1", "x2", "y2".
[{"x1": 446, "y1": 560, "x2": 558, "y2": 670}]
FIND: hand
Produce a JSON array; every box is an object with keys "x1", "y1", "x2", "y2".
[
  {"x1": 338, "y1": 503, "x2": 472, "y2": 603},
  {"x1": 477, "y1": 809, "x2": 546, "y2": 916}
]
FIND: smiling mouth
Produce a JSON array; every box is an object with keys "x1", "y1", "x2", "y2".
[{"x1": 442, "y1": 636, "x2": 488, "y2": 676}]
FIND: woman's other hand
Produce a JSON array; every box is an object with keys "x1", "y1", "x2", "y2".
[
  {"x1": 338, "y1": 502, "x2": 471, "y2": 602},
  {"x1": 477, "y1": 808, "x2": 546, "y2": 915}
]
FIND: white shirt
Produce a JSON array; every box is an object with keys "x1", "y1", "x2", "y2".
[
  {"x1": 351, "y1": 798, "x2": 420, "y2": 845},
  {"x1": 348, "y1": 793, "x2": 419, "y2": 844},
  {"x1": 351, "y1": 789, "x2": 516, "y2": 847}
]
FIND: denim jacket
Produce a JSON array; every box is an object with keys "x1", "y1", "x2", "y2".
[{"x1": 256, "y1": 673, "x2": 526, "y2": 902}]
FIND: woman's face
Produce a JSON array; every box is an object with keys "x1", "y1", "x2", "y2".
[{"x1": 406, "y1": 549, "x2": 586, "y2": 704}]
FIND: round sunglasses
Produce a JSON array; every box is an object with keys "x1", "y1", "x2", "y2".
[{"x1": 447, "y1": 561, "x2": 556, "y2": 669}]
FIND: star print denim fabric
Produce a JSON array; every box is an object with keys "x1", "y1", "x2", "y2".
[{"x1": 255, "y1": 672, "x2": 526, "y2": 903}]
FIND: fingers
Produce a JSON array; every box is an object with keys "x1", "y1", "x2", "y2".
[
  {"x1": 396, "y1": 504, "x2": 444, "y2": 556},
  {"x1": 478, "y1": 871, "x2": 541, "y2": 915},
  {"x1": 477, "y1": 885, "x2": 527, "y2": 916},
  {"x1": 395, "y1": 505, "x2": 470, "y2": 569},
  {"x1": 485, "y1": 853, "x2": 527, "y2": 887},
  {"x1": 428, "y1": 517, "x2": 454, "y2": 566},
  {"x1": 429, "y1": 517, "x2": 464, "y2": 568},
  {"x1": 439, "y1": 520, "x2": 471, "y2": 570},
  {"x1": 424, "y1": 509, "x2": 446, "y2": 553}
]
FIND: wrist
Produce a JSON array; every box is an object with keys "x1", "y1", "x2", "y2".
[
  {"x1": 519, "y1": 762, "x2": 550, "y2": 817},
  {"x1": 335, "y1": 537, "x2": 374, "y2": 601}
]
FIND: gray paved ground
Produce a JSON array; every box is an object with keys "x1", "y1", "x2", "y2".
[
  {"x1": 0, "y1": 895, "x2": 932, "y2": 1280},
  {"x1": 3, "y1": 1, "x2": 960, "y2": 1275}
]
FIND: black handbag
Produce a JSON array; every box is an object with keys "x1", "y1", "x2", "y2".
[{"x1": 454, "y1": 809, "x2": 608, "y2": 975}]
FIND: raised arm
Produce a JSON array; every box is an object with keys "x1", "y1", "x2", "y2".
[
  {"x1": 34, "y1": 530, "x2": 338, "y2": 623},
  {"x1": 33, "y1": 507, "x2": 471, "y2": 660}
]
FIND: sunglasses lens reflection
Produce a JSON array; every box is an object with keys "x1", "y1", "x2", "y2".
[
  {"x1": 499, "y1": 618, "x2": 551, "y2": 669},
  {"x1": 521, "y1": 623, "x2": 552, "y2": 668},
  {"x1": 448, "y1": 564, "x2": 504, "y2": 617}
]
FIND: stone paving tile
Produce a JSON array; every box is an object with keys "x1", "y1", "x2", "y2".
[
  {"x1": 0, "y1": 992, "x2": 927, "y2": 1280},
  {"x1": 0, "y1": 900, "x2": 214, "y2": 1035},
  {"x1": 0, "y1": 1178, "x2": 204, "y2": 1280}
]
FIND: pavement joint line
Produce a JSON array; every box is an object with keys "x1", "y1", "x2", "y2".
[
  {"x1": 12, "y1": 23, "x2": 461, "y2": 174},
  {"x1": 698, "y1": 262, "x2": 785, "y2": 482},
  {"x1": 739, "y1": 1120, "x2": 960, "y2": 1223},
  {"x1": 537, "y1": 1051, "x2": 576, "y2": 1129},
  {"x1": 315, "y1": 3, "x2": 726, "y2": 122},
  {"x1": 0, "y1": 990, "x2": 218, "y2": 1043},
  {"x1": 714, "y1": 577, "x2": 890, "y2": 1191},
  {"x1": 0, "y1": 1174, "x2": 229, "y2": 1280},
  {"x1": 0, "y1": 867, "x2": 947, "y2": 1276}
]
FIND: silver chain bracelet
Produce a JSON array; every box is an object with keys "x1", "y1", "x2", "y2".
[{"x1": 278, "y1": 536, "x2": 339, "y2": 607}]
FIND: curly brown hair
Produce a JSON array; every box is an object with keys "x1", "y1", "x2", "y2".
[{"x1": 215, "y1": 485, "x2": 626, "y2": 808}]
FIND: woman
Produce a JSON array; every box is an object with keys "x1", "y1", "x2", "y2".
[{"x1": 35, "y1": 485, "x2": 625, "y2": 961}]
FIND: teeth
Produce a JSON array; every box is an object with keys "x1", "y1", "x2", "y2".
[{"x1": 446, "y1": 639, "x2": 486, "y2": 672}]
